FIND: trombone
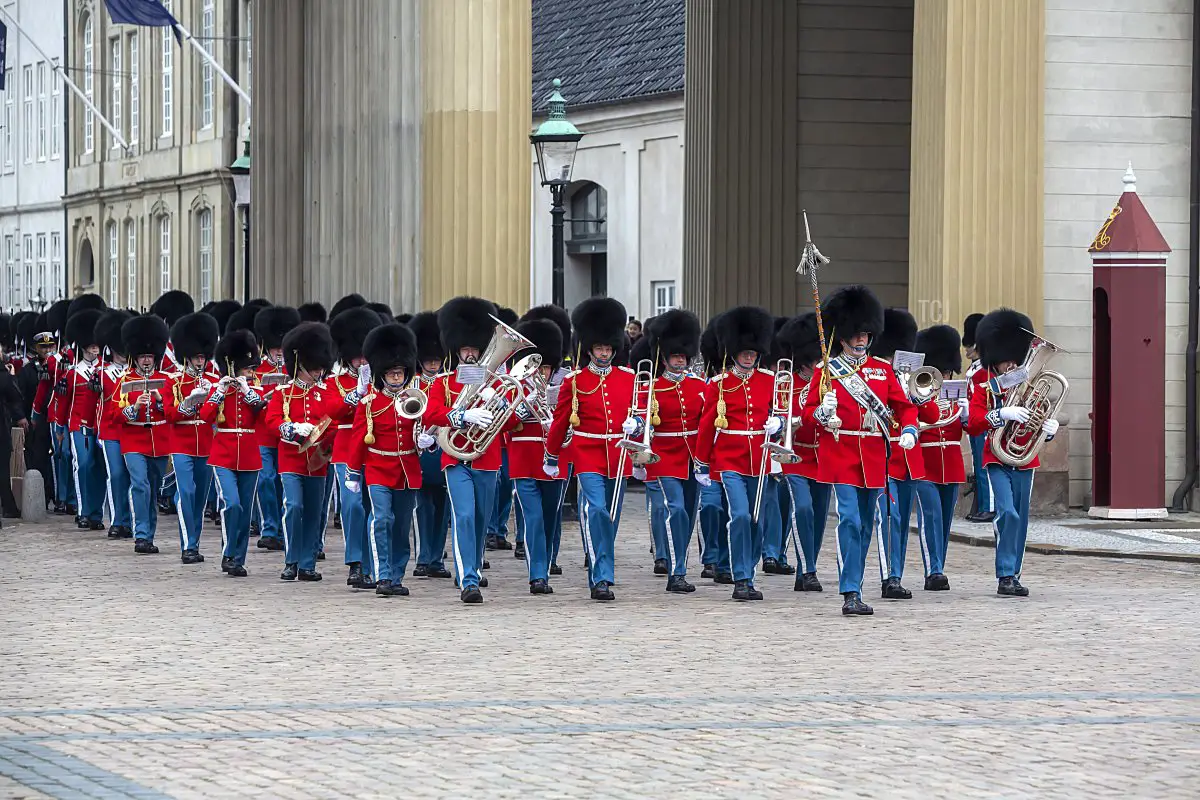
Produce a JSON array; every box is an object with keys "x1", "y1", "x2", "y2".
[
  {"x1": 612, "y1": 358, "x2": 658, "y2": 521},
  {"x1": 765, "y1": 358, "x2": 800, "y2": 466}
]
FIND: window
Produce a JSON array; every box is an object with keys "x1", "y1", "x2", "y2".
[
  {"x1": 128, "y1": 35, "x2": 139, "y2": 146},
  {"x1": 109, "y1": 39, "x2": 122, "y2": 151},
  {"x1": 158, "y1": 216, "x2": 170, "y2": 293},
  {"x1": 125, "y1": 221, "x2": 137, "y2": 307},
  {"x1": 22, "y1": 66, "x2": 32, "y2": 163},
  {"x1": 107, "y1": 223, "x2": 119, "y2": 305},
  {"x1": 161, "y1": 0, "x2": 173, "y2": 137},
  {"x1": 4, "y1": 68, "x2": 13, "y2": 169},
  {"x1": 200, "y1": 0, "x2": 214, "y2": 129},
  {"x1": 3, "y1": 236, "x2": 12, "y2": 308},
  {"x1": 21, "y1": 235, "x2": 32, "y2": 309},
  {"x1": 50, "y1": 60, "x2": 61, "y2": 159},
  {"x1": 51, "y1": 232, "x2": 62, "y2": 299},
  {"x1": 36, "y1": 234, "x2": 47, "y2": 305},
  {"x1": 569, "y1": 183, "x2": 608, "y2": 241},
  {"x1": 652, "y1": 281, "x2": 677, "y2": 316},
  {"x1": 197, "y1": 208, "x2": 212, "y2": 303},
  {"x1": 36, "y1": 62, "x2": 47, "y2": 161},
  {"x1": 83, "y1": 14, "x2": 94, "y2": 154}
]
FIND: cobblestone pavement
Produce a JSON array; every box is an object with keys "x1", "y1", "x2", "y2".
[
  {"x1": 953, "y1": 512, "x2": 1200, "y2": 558},
  {"x1": 2, "y1": 497, "x2": 1199, "y2": 799}
]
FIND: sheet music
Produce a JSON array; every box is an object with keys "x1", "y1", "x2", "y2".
[
  {"x1": 892, "y1": 350, "x2": 925, "y2": 374},
  {"x1": 545, "y1": 384, "x2": 561, "y2": 407},
  {"x1": 939, "y1": 380, "x2": 967, "y2": 401},
  {"x1": 456, "y1": 365, "x2": 486, "y2": 386},
  {"x1": 997, "y1": 367, "x2": 1028, "y2": 390}
]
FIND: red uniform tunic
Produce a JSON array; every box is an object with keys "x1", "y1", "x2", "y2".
[
  {"x1": 264, "y1": 378, "x2": 333, "y2": 477},
  {"x1": 781, "y1": 375, "x2": 820, "y2": 480},
  {"x1": 422, "y1": 371, "x2": 515, "y2": 472},
  {"x1": 918, "y1": 400, "x2": 967, "y2": 484},
  {"x1": 346, "y1": 390, "x2": 422, "y2": 490},
  {"x1": 545, "y1": 365, "x2": 636, "y2": 479},
  {"x1": 799, "y1": 356, "x2": 919, "y2": 489},
  {"x1": 201, "y1": 380, "x2": 266, "y2": 472},
  {"x1": 48, "y1": 352, "x2": 72, "y2": 425},
  {"x1": 965, "y1": 367, "x2": 1040, "y2": 470},
  {"x1": 254, "y1": 360, "x2": 289, "y2": 449},
  {"x1": 694, "y1": 367, "x2": 775, "y2": 478},
  {"x1": 32, "y1": 359, "x2": 52, "y2": 417},
  {"x1": 507, "y1": 376, "x2": 551, "y2": 481},
  {"x1": 164, "y1": 368, "x2": 220, "y2": 457},
  {"x1": 644, "y1": 372, "x2": 706, "y2": 481},
  {"x1": 325, "y1": 371, "x2": 363, "y2": 466},
  {"x1": 886, "y1": 397, "x2": 940, "y2": 481},
  {"x1": 98, "y1": 364, "x2": 129, "y2": 441},
  {"x1": 66, "y1": 360, "x2": 102, "y2": 433},
  {"x1": 117, "y1": 370, "x2": 172, "y2": 457}
]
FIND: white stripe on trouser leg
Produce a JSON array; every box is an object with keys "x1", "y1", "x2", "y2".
[
  {"x1": 126, "y1": 455, "x2": 140, "y2": 537},
  {"x1": 175, "y1": 459, "x2": 190, "y2": 553},
  {"x1": 1017, "y1": 468, "x2": 1035, "y2": 578},
  {"x1": 215, "y1": 472, "x2": 229, "y2": 555},
  {"x1": 336, "y1": 465, "x2": 350, "y2": 552},
  {"x1": 513, "y1": 486, "x2": 532, "y2": 581},
  {"x1": 446, "y1": 470, "x2": 466, "y2": 584},
  {"x1": 367, "y1": 491, "x2": 381, "y2": 581},
  {"x1": 874, "y1": 491, "x2": 888, "y2": 581},
  {"x1": 831, "y1": 488, "x2": 843, "y2": 576},
  {"x1": 580, "y1": 486, "x2": 597, "y2": 567},
  {"x1": 280, "y1": 482, "x2": 292, "y2": 560},
  {"x1": 721, "y1": 479, "x2": 736, "y2": 580},
  {"x1": 70, "y1": 435, "x2": 82, "y2": 520},
  {"x1": 100, "y1": 442, "x2": 114, "y2": 525},
  {"x1": 685, "y1": 481, "x2": 700, "y2": 571},
  {"x1": 657, "y1": 479, "x2": 677, "y2": 574},
  {"x1": 915, "y1": 490, "x2": 931, "y2": 576},
  {"x1": 985, "y1": 466, "x2": 1000, "y2": 574},
  {"x1": 786, "y1": 479, "x2": 804, "y2": 572}
]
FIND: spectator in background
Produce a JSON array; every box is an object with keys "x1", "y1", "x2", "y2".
[
  {"x1": 626, "y1": 318, "x2": 643, "y2": 344},
  {"x1": 0, "y1": 344, "x2": 28, "y2": 519}
]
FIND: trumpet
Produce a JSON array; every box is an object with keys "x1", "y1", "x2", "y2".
[
  {"x1": 616, "y1": 358, "x2": 659, "y2": 468},
  {"x1": 765, "y1": 358, "x2": 800, "y2": 465},
  {"x1": 394, "y1": 386, "x2": 427, "y2": 420}
]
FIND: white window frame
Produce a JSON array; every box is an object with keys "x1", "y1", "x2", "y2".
[
  {"x1": 652, "y1": 280, "x2": 677, "y2": 317},
  {"x1": 22, "y1": 66, "x2": 32, "y2": 163},
  {"x1": 36, "y1": 62, "x2": 47, "y2": 161},
  {"x1": 4, "y1": 68, "x2": 14, "y2": 171},
  {"x1": 3, "y1": 236, "x2": 13, "y2": 308},
  {"x1": 50, "y1": 60, "x2": 61, "y2": 160},
  {"x1": 21, "y1": 234, "x2": 32, "y2": 309},
  {"x1": 109, "y1": 38, "x2": 122, "y2": 152},
  {"x1": 127, "y1": 34, "x2": 139, "y2": 147},
  {"x1": 125, "y1": 221, "x2": 137, "y2": 308},
  {"x1": 107, "y1": 223, "x2": 119, "y2": 306},
  {"x1": 198, "y1": 208, "x2": 213, "y2": 303},
  {"x1": 200, "y1": 0, "x2": 214, "y2": 130},
  {"x1": 51, "y1": 232, "x2": 62, "y2": 300},
  {"x1": 83, "y1": 14, "x2": 94, "y2": 155},
  {"x1": 161, "y1": 0, "x2": 173, "y2": 138},
  {"x1": 36, "y1": 233, "x2": 47, "y2": 305},
  {"x1": 158, "y1": 215, "x2": 171, "y2": 293}
]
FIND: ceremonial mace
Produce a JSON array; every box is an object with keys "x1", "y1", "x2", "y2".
[{"x1": 795, "y1": 210, "x2": 840, "y2": 439}]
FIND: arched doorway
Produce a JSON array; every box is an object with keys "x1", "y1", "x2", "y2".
[
  {"x1": 77, "y1": 238, "x2": 95, "y2": 294},
  {"x1": 565, "y1": 181, "x2": 607, "y2": 306}
]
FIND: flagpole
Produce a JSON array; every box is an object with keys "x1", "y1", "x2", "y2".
[
  {"x1": 0, "y1": 6, "x2": 129, "y2": 151},
  {"x1": 172, "y1": 21, "x2": 251, "y2": 107}
]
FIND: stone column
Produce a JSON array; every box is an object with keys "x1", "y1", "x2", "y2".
[
  {"x1": 908, "y1": 0, "x2": 1045, "y2": 329},
  {"x1": 421, "y1": 0, "x2": 532, "y2": 310}
]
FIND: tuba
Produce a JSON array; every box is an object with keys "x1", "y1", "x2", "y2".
[
  {"x1": 990, "y1": 334, "x2": 1069, "y2": 468},
  {"x1": 435, "y1": 317, "x2": 537, "y2": 461}
]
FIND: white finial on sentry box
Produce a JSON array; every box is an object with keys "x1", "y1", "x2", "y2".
[{"x1": 1123, "y1": 162, "x2": 1137, "y2": 193}]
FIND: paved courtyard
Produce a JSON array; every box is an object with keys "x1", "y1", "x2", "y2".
[{"x1": 2, "y1": 495, "x2": 1199, "y2": 799}]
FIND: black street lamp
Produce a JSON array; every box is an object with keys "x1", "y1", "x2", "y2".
[
  {"x1": 530, "y1": 78, "x2": 583, "y2": 309},
  {"x1": 229, "y1": 126, "x2": 251, "y2": 303}
]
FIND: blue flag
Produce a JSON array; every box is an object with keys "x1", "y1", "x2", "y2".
[
  {"x1": 0, "y1": 21, "x2": 7, "y2": 91},
  {"x1": 103, "y1": 0, "x2": 182, "y2": 45}
]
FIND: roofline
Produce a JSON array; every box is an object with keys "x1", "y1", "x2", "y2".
[{"x1": 533, "y1": 88, "x2": 684, "y2": 119}]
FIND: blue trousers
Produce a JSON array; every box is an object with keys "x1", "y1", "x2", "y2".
[
  {"x1": 784, "y1": 475, "x2": 831, "y2": 574},
  {"x1": 206, "y1": 472, "x2": 218, "y2": 514},
  {"x1": 318, "y1": 470, "x2": 336, "y2": 553},
  {"x1": 832, "y1": 484, "x2": 884, "y2": 595},
  {"x1": 489, "y1": 449, "x2": 512, "y2": 540},
  {"x1": 446, "y1": 465, "x2": 498, "y2": 589},
  {"x1": 775, "y1": 477, "x2": 792, "y2": 566},
  {"x1": 172, "y1": 454, "x2": 211, "y2": 552},
  {"x1": 646, "y1": 478, "x2": 669, "y2": 562},
  {"x1": 215, "y1": 466, "x2": 258, "y2": 566},
  {"x1": 334, "y1": 463, "x2": 371, "y2": 570},
  {"x1": 281, "y1": 473, "x2": 326, "y2": 571},
  {"x1": 513, "y1": 477, "x2": 565, "y2": 582},
  {"x1": 367, "y1": 484, "x2": 417, "y2": 584},
  {"x1": 125, "y1": 453, "x2": 168, "y2": 542},
  {"x1": 719, "y1": 472, "x2": 762, "y2": 584},
  {"x1": 657, "y1": 476, "x2": 699, "y2": 576},
  {"x1": 69, "y1": 430, "x2": 105, "y2": 523},
  {"x1": 51, "y1": 422, "x2": 74, "y2": 505},
  {"x1": 159, "y1": 470, "x2": 176, "y2": 506},
  {"x1": 970, "y1": 434, "x2": 992, "y2": 513},
  {"x1": 417, "y1": 448, "x2": 449, "y2": 568},
  {"x1": 577, "y1": 472, "x2": 624, "y2": 587},
  {"x1": 100, "y1": 439, "x2": 133, "y2": 529},
  {"x1": 255, "y1": 446, "x2": 282, "y2": 541},
  {"x1": 549, "y1": 465, "x2": 571, "y2": 565},
  {"x1": 986, "y1": 465, "x2": 1033, "y2": 579},
  {"x1": 699, "y1": 479, "x2": 730, "y2": 571},
  {"x1": 757, "y1": 475, "x2": 784, "y2": 562}
]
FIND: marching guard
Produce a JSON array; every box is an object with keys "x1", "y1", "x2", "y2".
[
  {"x1": 96, "y1": 310, "x2": 134, "y2": 539},
  {"x1": 962, "y1": 313, "x2": 994, "y2": 523},
  {"x1": 253, "y1": 306, "x2": 301, "y2": 552},
  {"x1": 65, "y1": 307, "x2": 106, "y2": 531},
  {"x1": 118, "y1": 315, "x2": 173, "y2": 555},
  {"x1": 408, "y1": 311, "x2": 452, "y2": 579}
]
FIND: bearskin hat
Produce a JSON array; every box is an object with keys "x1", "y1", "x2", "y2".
[
  {"x1": 871, "y1": 308, "x2": 918, "y2": 360},
  {"x1": 68, "y1": 293, "x2": 107, "y2": 318},
  {"x1": 628, "y1": 331, "x2": 651, "y2": 367},
  {"x1": 571, "y1": 297, "x2": 626, "y2": 364},
  {"x1": 394, "y1": 312, "x2": 413, "y2": 326},
  {"x1": 821, "y1": 285, "x2": 884, "y2": 347},
  {"x1": 975, "y1": 308, "x2": 1034, "y2": 369},
  {"x1": 46, "y1": 299, "x2": 71, "y2": 335},
  {"x1": 11, "y1": 311, "x2": 31, "y2": 348},
  {"x1": 329, "y1": 293, "x2": 367, "y2": 320},
  {"x1": 496, "y1": 306, "x2": 520, "y2": 328},
  {"x1": 255, "y1": 306, "x2": 302, "y2": 350},
  {"x1": 330, "y1": 305, "x2": 382, "y2": 364},
  {"x1": 298, "y1": 302, "x2": 327, "y2": 324},
  {"x1": 65, "y1": 308, "x2": 104, "y2": 350},
  {"x1": 517, "y1": 318, "x2": 563, "y2": 374},
  {"x1": 366, "y1": 301, "x2": 393, "y2": 320},
  {"x1": 281, "y1": 321, "x2": 335, "y2": 375},
  {"x1": 225, "y1": 304, "x2": 262, "y2": 336},
  {"x1": 438, "y1": 296, "x2": 496, "y2": 361},
  {"x1": 962, "y1": 313, "x2": 984, "y2": 349},
  {"x1": 405, "y1": 311, "x2": 442, "y2": 367},
  {"x1": 95, "y1": 309, "x2": 133, "y2": 357},
  {"x1": 915, "y1": 325, "x2": 963, "y2": 375},
  {"x1": 776, "y1": 313, "x2": 823, "y2": 368},
  {"x1": 247, "y1": 298, "x2": 272, "y2": 309},
  {"x1": 171, "y1": 312, "x2": 221, "y2": 361},
  {"x1": 363, "y1": 323, "x2": 418, "y2": 389},
  {"x1": 700, "y1": 314, "x2": 722, "y2": 375},
  {"x1": 150, "y1": 290, "x2": 195, "y2": 326},
  {"x1": 714, "y1": 305, "x2": 774, "y2": 359},
  {"x1": 645, "y1": 309, "x2": 700, "y2": 364},
  {"x1": 122, "y1": 315, "x2": 170, "y2": 360},
  {"x1": 203, "y1": 299, "x2": 242, "y2": 334},
  {"x1": 521, "y1": 305, "x2": 572, "y2": 355},
  {"x1": 215, "y1": 329, "x2": 261, "y2": 375},
  {"x1": 21, "y1": 314, "x2": 43, "y2": 349}
]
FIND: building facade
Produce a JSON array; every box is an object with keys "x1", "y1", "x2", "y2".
[
  {"x1": 0, "y1": 0, "x2": 67, "y2": 311},
  {"x1": 63, "y1": 0, "x2": 248, "y2": 311}
]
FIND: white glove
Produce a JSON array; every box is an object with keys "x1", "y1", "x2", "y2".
[
  {"x1": 622, "y1": 417, "x2": 640, "y2": 436},
  {"x1": 999, "y1": 406, "x2": 1031, "y2": 425},
  {"x1": 898, "y1": 431, "x2": 917, "y2": 451},
  {"x1": 463, "y1": 408, "x2": 494, "y2": 428},
  {"x1": 186, "y1": 386, "x2": 207, "y2": 401},
  {"x1": 236, "y1": 376, "x2": 250, "y2": 393},
  {"x1": 764, "y1": 416, "x2": 782, "y2": 436},
  {"x1": 417, "y1": 432, "x2": 436, "y2": 450},
  {"x1": 542, "y1": 463, "x2": 560, "y2": 479},
  {"x1": 356, "y1": 365, "x2": 371, "y2": 394},
  {"x1": 1042, "y1": 418, "x2": 1060, "y2": 437},
  {"x1": 957, "y1": 398, "x2": 970, "y2": 421},
  {"x1": 821, "y1": 391, "x2": 837, "y2": 411},
  {"x1": 344, "y1": 480, "x2": 360, "y2": 494},
  {"x1": 632, "y1": 466, "x2": 647, "y2": 481},
  {"x1": 292, "y1": 422, "x2": 316, "y2": 438},
  {"x1": 695, "y1": 473, "x2": 712, "y2": 488}
]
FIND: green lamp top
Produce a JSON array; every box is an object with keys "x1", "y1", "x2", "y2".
[{"x1": 533, "y1": 78, "x2": 581, "y2": 138}]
